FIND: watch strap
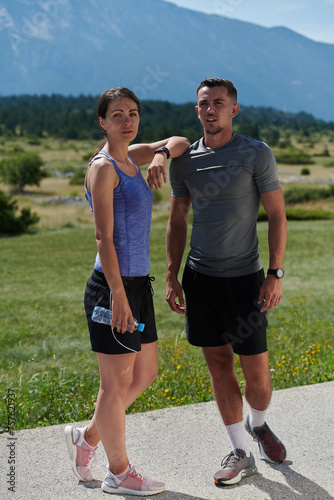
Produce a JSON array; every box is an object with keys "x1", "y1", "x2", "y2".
[
  {"x1": 267, "y1": 268, "x2": 284, "y2": 278},
  {"x1": 154, "y1": 146, "x2": 170, "y2": 159}
]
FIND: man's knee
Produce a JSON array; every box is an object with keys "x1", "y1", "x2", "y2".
[
  {"x1": 246, "y1": 371, "x2": 270, "y2": 391},
  {"x1": 203, "y1": 346, "x2": 235, "y2": 378}
]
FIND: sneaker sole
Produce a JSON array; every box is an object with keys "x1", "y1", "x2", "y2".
[
  {"x1": 102, "y1": 481, "x2": 165, "y2": 496},
  {"x1": 64, "y1": 426, "x2": 91, "y2": 482},
  {"x1": 215, "y1": 463, "x2": 258, "y2": 486}
]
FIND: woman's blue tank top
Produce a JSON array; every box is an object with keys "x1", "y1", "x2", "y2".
[{"x1": 85, "y1": 150, "x2": 154, "y2": 277}]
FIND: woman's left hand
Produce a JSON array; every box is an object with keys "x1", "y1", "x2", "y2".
[{"x1": 147, "y1": 154, "x2": 168, "y2": 190}]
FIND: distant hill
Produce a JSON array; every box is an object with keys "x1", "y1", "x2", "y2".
[
  {"x1": 1, "y1": 95, "x2": 331, "y2": 144},
  {"x1": 1, "y1": 0, "x2": 334, "y2": 121}
]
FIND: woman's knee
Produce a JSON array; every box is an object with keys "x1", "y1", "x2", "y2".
[
  {"x1": 150, "y1": 359, "x2": 159, "y2": 382},
  {"x1": 133, "y1": 344, "x2": 159, "y2": 386},
  {"x1": 150, "y1": 367, "x2": 158, "y2": 386},
  {"x1": 97, "y1": 352, "x2": 136, "y2": 395},
  {"x1": 100, "y1": 371, "x2": 134, "y2": 397},
  {"x1": 137, "y1": 362, "x2": 158, "y2": 389}
]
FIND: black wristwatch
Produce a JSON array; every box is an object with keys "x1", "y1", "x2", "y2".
[
  {"x1": 267, "y1": 268, "x2": 284, "y2": 278},
  {"x1": 154, "y1": 146, "x2": 170, "y2": 159}
]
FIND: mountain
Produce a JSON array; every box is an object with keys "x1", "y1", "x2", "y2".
[{"x1": 1, "y1": 0, "x2": 334, "y2": 121}]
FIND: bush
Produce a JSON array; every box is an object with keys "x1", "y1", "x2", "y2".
[
  {"x1": 314, "y1": 147, "x2": 330, "y2": 157},
  {"x1": 300, "y1": 167, "x2": 310, "y2": 175},
  {"x1": 27, "y1": 135, "x2": 42, "y2": 145},
  {"x1": 0, "y1": 152, "x2": 46, "y2": 191},
  {"x1": 153, "y1": 189, "x2": 163, "y2": 204},
  {"x1": 285, "y1": 208, "x2": 334, "y2": 220},
  {"x1": 257, "y1": 205, "x2": 334, "y2": 221},
  {"x1": 278, "y1": 139, "x2": 292, "y2": 148},
  {"x1": 275, "y1": 151, "x2": 314, "y2": 164},
  {"x1": 284, "y1": 185, "x2": 334, "y2": 204},
  {"x1": 82, "y1": 152, "x2": 92, "y2": 162},
  {"x1": 0, "y1": 190, "x2": 40, "y2": 235},
  {"x1": 68, "y1": 168, "x2": 86, "y2": 185}
]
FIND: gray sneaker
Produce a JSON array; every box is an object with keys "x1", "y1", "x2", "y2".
[
  {"x1": 245, "y1": 415, "x2": 287, "y2": 463},
  {"x1": 214, "y1": 449, "x2": 257, "y2": 486}
]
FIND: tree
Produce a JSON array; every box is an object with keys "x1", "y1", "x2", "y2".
[
  {"x1": 0, "y1": 152, "x2": 46, "y2": 192},
  {"x1": 0, "y1": 190, "x2": 40, "y2": 235}
]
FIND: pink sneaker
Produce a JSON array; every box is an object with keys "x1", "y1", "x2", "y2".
[
  {"x1": 64, "y1": 425, "x2": 98, "y2": 481},
  {"x1": 102, "y1": 463, "x2": 166, "y2": 496}
]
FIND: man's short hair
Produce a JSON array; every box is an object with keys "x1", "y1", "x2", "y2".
[{"x1": 197, "y1": 78, "x2": 237, "y2": 102}]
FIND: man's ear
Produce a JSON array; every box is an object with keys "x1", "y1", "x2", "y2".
[
  {"x1": 231, "y1": 104, "x2": 240, "y2": 118},
  {"x1": 195, "y1": 105, "x2": 200, "y2": 119}
]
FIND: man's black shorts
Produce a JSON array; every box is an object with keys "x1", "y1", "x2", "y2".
[
  {"x1": 84, "y1": 270, "x2": 158, "y2": 355},
  {"x1": 182, "y1": 264, "x2": 268, "y2": 355}
]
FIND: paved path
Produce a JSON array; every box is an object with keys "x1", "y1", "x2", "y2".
[{"x1": 1, "y1": 381, "x2": 333, "y2": 500}]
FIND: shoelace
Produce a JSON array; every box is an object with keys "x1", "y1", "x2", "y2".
[
  {"x1": 84, "y1": 449, "x2": 97, "y2": 469},
  {"x1": 129, "y1": 464, "x2": 145, "y2": 480},
  {"x1": 257, "y1": 426, "x2": 277, "y2": 448},
  {"x1": 221, "y1": 451, "x2": 243, "y2": 468}
]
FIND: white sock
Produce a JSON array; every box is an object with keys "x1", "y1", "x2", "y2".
[
  {"x1": 225, "y1": 421, "x2": 251, "y2": 457},
  {"x1": 78, "y1": 426, "x2": 97, "y2": 449},
  {"x1": 76, "y1": 426, "x2": 88, "y2": 446},
  {"x1": 249, "y1": 407, "x2": 267, "y2": 430}
]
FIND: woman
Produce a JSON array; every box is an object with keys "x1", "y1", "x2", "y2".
[{"x1": 64, "y1": 87, "x2": 189, "y2": 496}]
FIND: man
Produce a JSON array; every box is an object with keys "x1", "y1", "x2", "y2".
[{"x1": 165, "y1": 78, "x2": 287, "y2": 486}]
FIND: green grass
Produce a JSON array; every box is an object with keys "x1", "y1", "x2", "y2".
[{"x1": 0, "y1": 220, "x2": 333, "y2": 432}]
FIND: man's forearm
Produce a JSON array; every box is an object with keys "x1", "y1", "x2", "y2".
[
  {"x1": 268, "y1": 214, "x2": 287, "y2": 269},
  {"x1": 166, "y1": 219, "x2": 188, "y2": 281}
]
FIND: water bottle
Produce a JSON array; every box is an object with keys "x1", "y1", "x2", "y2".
[{"x1": 92, "y1": 306, "x2": 145, "y2": 332}]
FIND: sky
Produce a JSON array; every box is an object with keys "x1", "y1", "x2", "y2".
[{"x1": 165, "y1": 0, "x2": 334, "y2": 44}]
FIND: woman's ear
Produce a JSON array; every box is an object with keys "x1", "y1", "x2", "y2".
[{"x1": 99, "y1": 116, "x2": 106, "y2": 131}]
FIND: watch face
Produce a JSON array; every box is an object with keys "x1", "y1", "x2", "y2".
[{"x1": 277, "y1": 269, "x2": 284, "y2": 278}]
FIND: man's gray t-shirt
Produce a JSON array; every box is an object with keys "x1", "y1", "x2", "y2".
[{"x1": 169, "y1": 133, "x2": 281, "y2": 277}]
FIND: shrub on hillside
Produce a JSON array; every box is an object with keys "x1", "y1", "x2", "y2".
[
  {"x1": 257, "y1": 205, "x2": 334, "y2": 221},
  {"x1": 153, "y1": 189, "x2": 163, "y2": 204},
  {"x1": 68, "y1": 168, "x2": 86, "y2": 185},
  {"x1": 0, "y1": 152, "x2": 46, "y2": 191},
  {"x1": 284, "y1": 185, "x2": 334, "y2": 204},
  {"x1": 275, "y1": 151, "x2": 314, "y2": 164},
  {"x1": 0, "y1": 190, "x2": 40, "y2": 235},
  {"x1": 314, "y1": 147, "x2": 330, "y2": 157}
]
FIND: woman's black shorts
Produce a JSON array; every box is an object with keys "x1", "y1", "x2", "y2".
[
  {"x1": 182, "y1": 264, "x2": 268, "y2": 356},
  {"x1": 84, "y1": 270, "x2": 158, "y2": 355}
]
